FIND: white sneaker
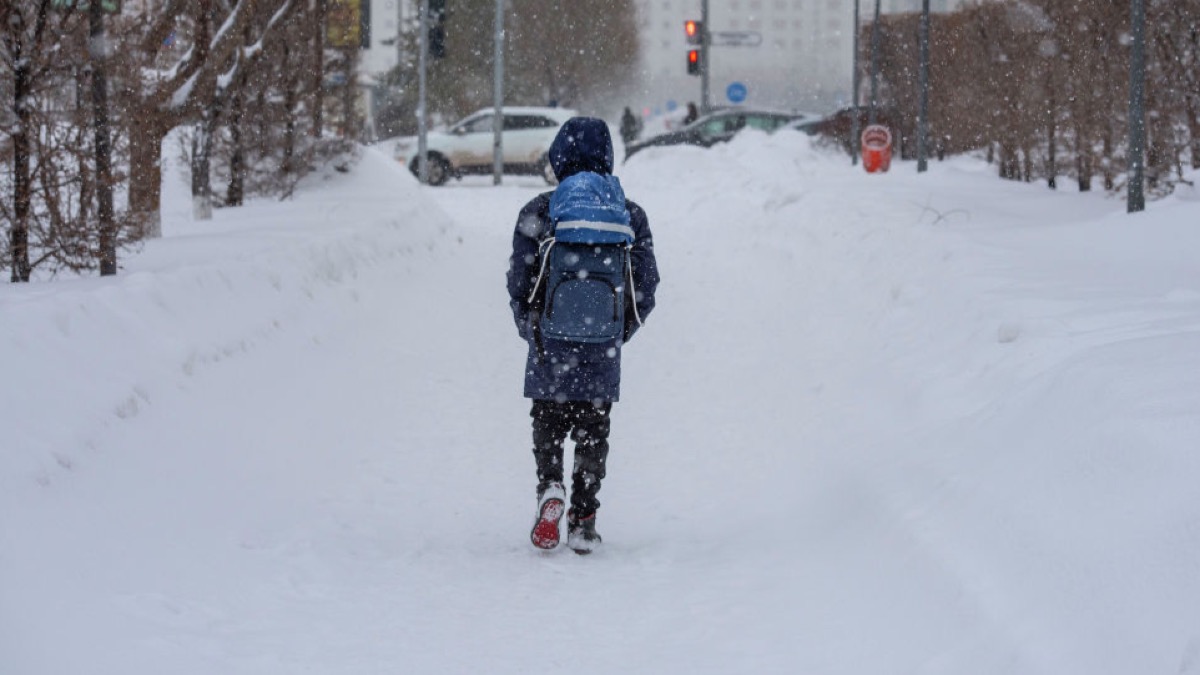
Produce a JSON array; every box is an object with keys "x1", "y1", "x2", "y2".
[{"x1": 530, "y1": 482, "x2": 566, "y2": 550}]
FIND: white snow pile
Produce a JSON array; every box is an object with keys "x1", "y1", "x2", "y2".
[{"x1": 2, "y1": 130, "x2": 1199, "y2": 675}]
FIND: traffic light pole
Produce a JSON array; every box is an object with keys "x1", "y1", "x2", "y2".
[{"x1": 701, "y1": 0, "x2": 711, "y2": 113}]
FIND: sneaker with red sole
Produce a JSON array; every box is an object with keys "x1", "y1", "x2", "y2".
[{"x1": 530, "y1": 482, "x2": 566, "y2": 550}]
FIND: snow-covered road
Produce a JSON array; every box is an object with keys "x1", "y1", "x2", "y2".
[{"x1": 4, "y1": 135, "x2": 1200, "y2": 674}]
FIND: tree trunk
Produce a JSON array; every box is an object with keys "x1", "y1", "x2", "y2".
[
  {"x1": 9, "y1": 10, "x2": 32, "y2": 282},
  {"x1": 1077, "y1": 152, "x2": 1093, "y2": 192},
  {"x1": 191, "y1": 115, "x2": 215, "y2": 220},
  {"x1": 227, "y1": 84, "x2": 246, "y2": 207},
  {"x1": 129, "y1": 119, "x2": 166, "y2": 238},
  {"x1": 90, "y1": 0, "x2": 117, "y2": 276},
  {"x1": 282, "y1": 41, "x2": 297, "y2": 177},
  {"x1": 1101, "y1": 130, "x2": 1115, "y2": 192},
  {"x1": 1188, "y1": 98, "x2": 1200, "y2": 170},
  {"x1": 1047, "y1": 126, "x2": 1057, "y2": 189},
  {"x1": 1046, "y1": 89, "x2": 1057, "y2": 190},
  {"x1": 311, "y1": 0, "x2": 325, "y2": 137}
]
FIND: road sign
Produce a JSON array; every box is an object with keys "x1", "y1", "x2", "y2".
[
  {"x1": 710, "y1": 31, "x2": 762, "y2": 47},
  {"x1": 726, "y1": 82, "x2": 748, "y2": 104}
]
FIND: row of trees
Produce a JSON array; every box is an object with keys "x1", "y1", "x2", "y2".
[
  {"x1": 374, "y1": 0, "x2": 641, "y2": 139},
  {"x1": 3, "y1": 0, "x2": 642, "y2": 281},
  {"x1": 2, "y1": 0, "x2": 360, "y2": 281},
  {"x1": 863, "y1": 0, "x2": 1199, "y2": 194}
]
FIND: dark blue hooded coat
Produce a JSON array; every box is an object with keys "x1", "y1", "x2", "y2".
[{"x1": 507, "y1": 117, "x2": 660, "y2": 402}]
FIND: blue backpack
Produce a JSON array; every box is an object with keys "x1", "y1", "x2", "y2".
[{"x1": 527, "y1": 172, "x2": 642, "y2": 345}]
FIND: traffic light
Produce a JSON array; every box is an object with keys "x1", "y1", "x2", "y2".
[
  {"x1": 428, "y1": 0, "x2": 446, "y2": 58},
  {"x1": 684, "y1": 20, "x2": 703, "y2": 45},
  {"x1": 687, "y1": 48, "x2": 701, "y2": 76}
]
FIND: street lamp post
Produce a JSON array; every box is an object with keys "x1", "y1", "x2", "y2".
[
  {"x1": 917, "y1": 0, "x2": 930, "y2": 173},
  {"x1": 868, "y1": 0, "x2": 881, "y2": 128},
  {"x1": 1127, "y1": 0, "x2": 1146, "y2": 213},
  {"x1": 492, "y1": 0, "x2": 504, "y2": 185},
  {"x1": 851, "y1": 0, "x2": 860, "y2": 166},
  {"x1": 417, "y1": 0, "x2": 429, "y2": 184}
]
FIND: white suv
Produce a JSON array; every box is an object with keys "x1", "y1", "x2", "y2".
[{"x1": 397, "y1": 106, "x2": 577, "y2": 186}]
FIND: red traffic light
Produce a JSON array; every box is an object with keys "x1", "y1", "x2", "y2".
[
  {"x1": 684, "y1": 20, "x2": 703, "y2": 45},
  {"x1": 687, "y1": 49, "x2": 701, "y2": 76}
]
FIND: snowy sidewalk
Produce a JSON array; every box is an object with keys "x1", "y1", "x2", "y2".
[{"x1": 4, "y1": 138, "x2": 1200, "y2": 674}]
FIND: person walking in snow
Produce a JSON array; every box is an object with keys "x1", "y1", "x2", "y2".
[
  {"x1": 619, "y1": 106, "x2": 640, "y2": 146},
  {"x1": 506, "y1": 117, "x2": 660, "y2": 554}
]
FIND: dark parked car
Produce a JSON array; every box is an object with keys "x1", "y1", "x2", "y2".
[{"x1": 623, "y1": 108, "x2": 803, "y2": 162}]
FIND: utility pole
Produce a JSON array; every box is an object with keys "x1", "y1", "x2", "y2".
[
  {"x1": 701, "y1": 0, "x2": 710, "y2": 113},
  {"x1": 850, "y1": 0, "x2": 860, "y2": 165},
  {"x1": 868, "y1": 0, "x2": 881, "y2": 128},
  {"x1": 1127, "y1": 0, "x2": 1146, "y2": 213},
  {"x1": 90, "y1": 0, "x2": 116, "y2": 276},
  {"x1": 492, "y1": 0, "x2": 504, "y2": 185},
  {"x1": 917, "y1": 0, "x2": 930, "y2": 173},
  {"x1": 417, "y1": 0, "x2": 429, "y2": 184}
]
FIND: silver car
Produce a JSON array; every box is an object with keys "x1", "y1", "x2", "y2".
[{"x1": 397, "y1": 106, "x2": 577, "y2": 186}]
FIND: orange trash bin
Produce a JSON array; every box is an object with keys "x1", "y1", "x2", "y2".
[{"x1": 861, "y1": 124, "x2": 893, "y2": 173}]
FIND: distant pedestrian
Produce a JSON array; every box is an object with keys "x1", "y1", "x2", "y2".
[
  {"x1": 620, "y1": 106, "x2": 640, "y2": 145},
  {"x1": 506, "y1": 117, "x2": 660, "y2": 555},
  {"x1": 683, "y1": 101, "x2": 699, "y2": 125}
]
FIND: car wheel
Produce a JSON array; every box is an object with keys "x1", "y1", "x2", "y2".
[
  {"x1": 539, "y1": 155, "x2": 558, "y2": 186},
  {"x1": 411, "y1": 154, "x2": 451, "y2": 186}
]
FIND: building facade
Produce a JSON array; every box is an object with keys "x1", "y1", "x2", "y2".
[
  {"x1": 633, "y1": 0, "x2": 962, "y2": 116},
  {"x1": 360, "y1": 0, "x2": 409, "y2": 76}
]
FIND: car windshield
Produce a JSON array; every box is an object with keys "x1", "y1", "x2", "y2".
[
  {"x1": 455, "y1": 115, "x2": 495, "y2": 134},
  {"x1": 745, "y1": 115, "x2": 787, "y2": 131},
  {"x1": 504, "y1": 115, "x2": 556, "y2": 131},
  {"x1": 696, "y1": 115, "x2": 744, "y2": 137}
]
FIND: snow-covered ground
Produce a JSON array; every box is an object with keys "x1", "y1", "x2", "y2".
[{"x1": 3, "y1": 130, "x2": 1199, "y2": 674}]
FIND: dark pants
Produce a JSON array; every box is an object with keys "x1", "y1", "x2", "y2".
[{"x1": 531, "y1": 399, "x2": 612, "y2": 519}]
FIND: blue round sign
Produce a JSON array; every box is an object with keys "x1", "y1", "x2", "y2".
[{"x1": 726, "y1": 82, "x2": 748, "y2": 104}]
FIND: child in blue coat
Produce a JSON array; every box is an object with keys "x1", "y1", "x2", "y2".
[{"x1": 506, "y1": 117, "x2": 660, "y2": 554}]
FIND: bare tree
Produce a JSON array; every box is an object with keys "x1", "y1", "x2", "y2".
[
  {"x1": 2, "y1": 0, "x2": 55, "y2": 281},
  {"x1": 108, "y1": 0, "x2": 293, "y2": 237},
  {"x1": 865, "y1": 0, "x2": 1194, "y2": 197}
]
